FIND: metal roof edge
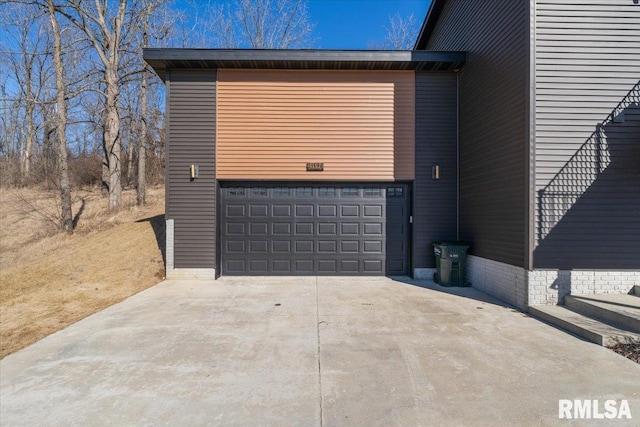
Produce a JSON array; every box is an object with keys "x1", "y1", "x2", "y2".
[
  {"x1": 143, "y1": 48, "x2": 465, "y2": 81},
  {"x1": 414, "y1": 0, "x2": 448, "y2": 50}
]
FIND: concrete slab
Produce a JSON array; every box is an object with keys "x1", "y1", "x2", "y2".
[
  {"x1": 2, "y1": 276, "x2": 640, "y2": 426},
  {"x1": 565, "y1": 294, "x2": 640, "y2": 333},
  {"x1": 529, "y1": 305, "x2": 640, "y2": 346}
]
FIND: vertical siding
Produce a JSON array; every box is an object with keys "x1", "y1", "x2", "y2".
[
  {"x1": 167, "y1": 69, "x2": 216, "y2": 268},
  {"x1": 426, "y1": 0, "x2": 530, "y2": 268},
  {"x1": 534, "y1": 0, "x2": 640, "y2": 268},
  {"x1": 414, "y1": 73, "x2": 458, "y2": 268},
  {"x1": 216, "y1": 70, "x2": 414, "y2": 181}
]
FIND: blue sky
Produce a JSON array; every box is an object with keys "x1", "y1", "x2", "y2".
[{"x1": 308, "y1": 0, "x2": 431, "y2": 49}]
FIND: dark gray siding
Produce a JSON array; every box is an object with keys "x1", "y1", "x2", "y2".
[
  {"x1": 414, "y1": 72, "x2": 458, "y2": 268},
  {"x1": 534, "y1": 0, "x2": 640, "y2": 268},
  {"x1": 425, "y1": 0, "x2": 530, "y2": 268},
  {"x1": 167, "y1": 69, "x2": 216, "y2": 268}
]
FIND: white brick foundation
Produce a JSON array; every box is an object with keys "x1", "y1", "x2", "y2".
[
  {"x1": 463, "y1": 256, "x2": 638, "y2": 308},
  {"x1": 528, "y1": 270, "x2": 640, "y2": 306},
  {"x1": 166, "y1": 219, "x2": 175, "y2": 271},
  {"x1": 165, "y1": 218, "x2": 216, "y2": 280},
  {"x1": 466, "y1": 256, "x2": 528, "y2": 310},
  {"x1": 165, "y1": 268, "x2": 216, "y2": 280}
]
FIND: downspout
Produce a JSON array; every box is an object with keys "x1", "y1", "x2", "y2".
[{"x1": 456, "y1": 71, "x2": 460, "y2": 241}]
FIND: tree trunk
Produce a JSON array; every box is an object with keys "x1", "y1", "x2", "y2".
[
  {"x1": 23, "y1": 75, "x2": 34, "y2": 185},
  {"x1": 104, "y1": 66, "x2": 121, "y2": 210},
  {"x1": 47, "y1": 0, "x2": 73, "y2": 233},
  {"x1": 126, "y1": 123, "x2": 134, "y2": 186},
  {"x1": 137, "y1": 20, "x2": 149, "y2": 206}
]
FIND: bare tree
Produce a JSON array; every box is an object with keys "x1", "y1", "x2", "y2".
[
  {"x1": 1, "y1": 5, "x2": 54, "y2": 185},
  {"x1": 46, "y1": 0, "x2": 73, "y2": 232},
  {"x1": 369, "y1": 13, "x2": 419, "y2": 50},
  {"x1": 207, "y1": 0, "x2": 316, "y2": 48},
  {"x1": 53, "y1": 0, "x2": 138, "y2": 210},
  {"x1": 137, "y1": 0, "x2": 153, "y2": 205}
]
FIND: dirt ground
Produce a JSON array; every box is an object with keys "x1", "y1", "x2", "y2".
[{"x1": 0, "y1": 186, "x2": 166, "y2": 359}]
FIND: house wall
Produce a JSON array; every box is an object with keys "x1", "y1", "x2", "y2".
[
  {"x1": 216, "y1": 70, "x2": 415, "y2": 181},
  {"x1": 413, "y1": 72, "x2": 458, "y2": 276},
  {"x1": 533, "y1": 0, "x2": 640, "y2": 270},
  {"x1": 424, "y1": 0, "x2": 531, "y2": 306},
  {"x1": 165, "y1": 69, "x2": 217, "y2": 277},
  {"x1": 425, "y1": 0, "x2": 530, "y2": 269}
]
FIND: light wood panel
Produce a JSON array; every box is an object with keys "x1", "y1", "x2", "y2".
[{"x1": 216, "y1": 70, "x2": 414, "y2": 180}]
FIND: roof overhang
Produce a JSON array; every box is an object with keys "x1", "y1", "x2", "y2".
[
  {"x1": 414, "y1": 0, "x2": 448, "y2": 50},
  {"x1": 143, "y1": 49, "x2": 466, "y2": 81}
]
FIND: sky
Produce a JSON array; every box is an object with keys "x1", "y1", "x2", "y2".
[{"x1": 307, "y1": 0, "x2": 431, "y2": 49}]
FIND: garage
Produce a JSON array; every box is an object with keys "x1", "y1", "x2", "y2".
[{"x1": 220, "y1": 183, "x2": 410, "y2": 276}]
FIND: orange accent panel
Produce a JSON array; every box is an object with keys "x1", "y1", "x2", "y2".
[{"x1": 216, "y1": 70, "x2": 415, "y2": 181}]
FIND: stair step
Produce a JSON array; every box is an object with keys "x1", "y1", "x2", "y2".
[
  {"x1": 528, "y1": 305, "x2": 640, "y2": 347},
  {"x1": 565, "y1": 294, "x2": 640, "y2": 333}
]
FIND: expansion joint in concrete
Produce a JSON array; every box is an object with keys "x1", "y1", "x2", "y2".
[{"x1": 316, "y1": 276, "x2": 324, "y2": 427}]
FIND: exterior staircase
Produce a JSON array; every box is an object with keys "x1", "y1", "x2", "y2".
[{"x1": 529, "y1": 285, "x2": 640, "y2": 347}]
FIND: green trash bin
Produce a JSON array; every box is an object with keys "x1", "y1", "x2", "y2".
[{"x1": 432, "y1": 242, "x2": 470, "y2": 287}]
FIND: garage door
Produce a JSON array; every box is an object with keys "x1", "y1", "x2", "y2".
[{"x1": 219, "y1": 184, "x2": 410, "y2": 276}]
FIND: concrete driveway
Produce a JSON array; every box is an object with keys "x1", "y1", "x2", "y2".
[{"x1": 1, "y1": 277, "x2": 639, "y2": 426}]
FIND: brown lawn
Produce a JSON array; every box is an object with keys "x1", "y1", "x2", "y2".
[{"x1": 0, "y1": 186, "x2": 165, "y2": 359}]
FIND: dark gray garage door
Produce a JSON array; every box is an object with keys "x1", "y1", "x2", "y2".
[{"x1": 219, "y1": 183, "x2": 410, "y2": 276}]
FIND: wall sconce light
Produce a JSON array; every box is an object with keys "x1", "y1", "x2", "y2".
[
  {"x1": 190, "y1": 164, "x2": 199, "y2": 180},
  {"x1": 432, "y1": 165, "x2": 440, "y2": 180}
]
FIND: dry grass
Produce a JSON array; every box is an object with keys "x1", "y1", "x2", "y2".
[{"x1": 0, "y1": 186, "x2": 166, "y2": 359}]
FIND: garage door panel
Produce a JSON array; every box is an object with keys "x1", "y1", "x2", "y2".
[
  {"x1": 364, "y1": 205, "x2": 383, "y2": 217},
  {"x1": 341, "y1": 241, "x2": 359, "y2": 253},
  {"x1": 273, "y1": 205, "x2": 291, "y2": 216},
  {"x1": 226, "y1": 259, "x2": 246, "y2": 272},
  {"x1": 249, "y1": 223, "x2": 268, "y2": 235},
  {"x1": 227, "y1": 205, "x2": 245, "y2": 216},
  {"x1": 295, "y1": 259, "x2": 314, "y2": 273},
  {"x1": 341, "y1": 260, "x2": 359, "y2": 272},
  {"x1": 364, "y1": 240, "x2": 383, "y2": 253},
  {"x1": 273, "y1": 260, "x2": 291, "y2": 273},
  {"x1": 363, "y1": 223, "x2": 383, "y2": 235},
  {"x1": 295, "y1": 223, "x2": 314, "y2": 234},
  {"x1": 226, "y1": 241, "x2": 246, "y2": 253},
  {"x1": 220, "y1": 184, "x2": 409, "y2": 275},
  {"x1": 250, "y1": 205, "x2": 268, "y2": 217},
  {"x1": 249, "y1": 240, "x2": 268, "y2": 253},
  {"x1": 272, "y1": 223, "x2": 291, "y2": 234},
  {"x1": 226, "y1": 223, "x2": 245, "y2": 234},
  {"x1": 364, "y1": 260, "x2": 383, "y2": 273},
  {"x1": 272, "y1": 240, "x2": 291, "y2": 253},
  {"x1": 296, "y1": 205, "x2": 314, "y2": 216},
  {"x1": 318, "y1": 260, "x2": 338, "y2": 273},
  {"x1": 319, "y1": 205, "x2": 337, "y2": 216},
  {"x1": 249, "y1": 259, "x2": 268, "y2": 272},
  {"x1": 341, "y1": 223, "x2": 359, "y2": 235},
  {"x1": 318, "y1": 240, "x2": 337, "y2": 253},
  {"x1": 295, "y1": 240, "x2": 314, "y2": 253},
  {"x1": 341, "y1": 205, "x2": 359, "y2": 217},
  {"x1": 318, "y1": 223, "x2": 337, "y2": 235}
]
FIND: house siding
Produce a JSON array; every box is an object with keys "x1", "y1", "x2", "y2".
[
  {"x1": 216, "y1": 70, "x2": 415, "y2": 181},
  {"x1": 166, "y1": 69, "x2": 217, "y2": 269},
  {"x1": 413, "y1": 72, "x2": 458, "y2": 270},
  {"x1": 534, "y1": 0, "x2": 640, "y2": 269},
  {"x1": 425, "y1": 0, "x2": 530, "y2": 268}
]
